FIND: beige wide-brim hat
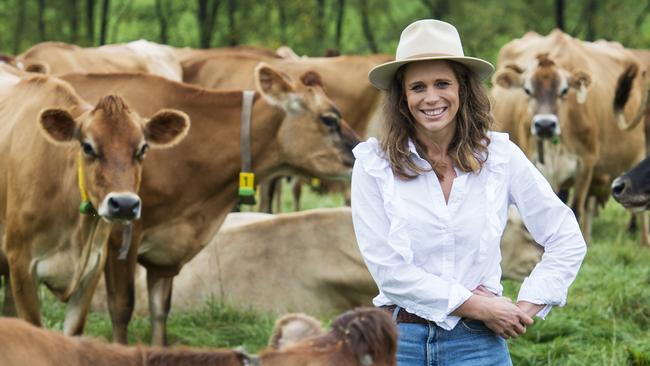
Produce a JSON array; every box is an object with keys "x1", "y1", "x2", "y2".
[{"x1": 369, "y1": 19, "x2": 495, "y2": 90}]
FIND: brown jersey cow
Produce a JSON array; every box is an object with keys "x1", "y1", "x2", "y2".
[
  {"x1": 491, "y1": 29, "x2": 649, "y2": 242},
  {"x1": 62, "y1": 64, "x2": 357, "y2": 345},
  {"x1": 0, "y1": 70, "x2": 189, "y2": 335},
  {"x1": 181, "y1": 50, "x2": 391, "y2": 211},
  {"x1": 17, "y1": 40, "x2": 183, "y2": 80}
]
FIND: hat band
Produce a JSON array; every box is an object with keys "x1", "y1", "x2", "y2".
[{"x1": 398, "y1": 52, "x2": 460, "y2": 61}]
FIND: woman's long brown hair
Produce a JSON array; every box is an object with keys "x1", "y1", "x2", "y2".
[{"x1": 380, "y1": 60, "x2": 493, "y2": 180}]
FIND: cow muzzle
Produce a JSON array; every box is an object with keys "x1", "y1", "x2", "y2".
[
  {"x1": 98, "y1": 192, "x2": 142, "y2": 221},
  {"x1": 611, "y1": 176, "x2": 649, "y2": 212},
  {"x1": 531, "y1": 114, "x2": 560, "y2": 139}
]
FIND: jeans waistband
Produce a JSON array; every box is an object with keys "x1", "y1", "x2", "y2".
[{"x1": 380, "y1": 305, "x2": 431, "y2": 324}]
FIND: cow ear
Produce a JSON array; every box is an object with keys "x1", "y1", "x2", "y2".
[
  {"x1": 38, "y1": 108, "x2": 78, "y2": 145},
  {"x1": 255, "y1": 62, "x2": 295, "y2": 106},
  {"x1": 493, "y1": 65, "x2": 524, "y2": 89},
  {"x1": 144, "y1": 109, "x2": 190, "y2": 148},
  {"x1": 568, "y1": 70, "x2": 591, "y2": 104}
]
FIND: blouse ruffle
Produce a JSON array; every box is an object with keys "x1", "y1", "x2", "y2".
[{"x1": 353, "y1": 138, "x2": 414, "y2": 263}]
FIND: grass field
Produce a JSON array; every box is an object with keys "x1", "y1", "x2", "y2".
[{"x1": 1, "y1": 181, "x2": 650, "y2": 365}]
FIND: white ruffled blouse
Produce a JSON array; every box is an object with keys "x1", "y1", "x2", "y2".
[{"x1": 351, "y1": 132, "x2": 586, "y2": 330}]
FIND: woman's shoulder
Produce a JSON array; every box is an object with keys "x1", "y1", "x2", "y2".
[
  {"x1": 485, "y1": 131, "x2": 519, "y2": 168},
  {"x1": 353, "y1": 137, "x2": 388, "y2": 162},
  {"x1": 353, "y1": 137, "x2": 391, "y2": 176}
]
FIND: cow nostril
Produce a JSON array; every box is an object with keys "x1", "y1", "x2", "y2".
[
  {"x1": 131, "y1": 200, "x2": 141, "y2": 215},
  {"x1": 108, "y1": 197, "x2": 120, "y2": 212},
  {"x1": 611, "y1": 181, "x2": 626, "y2": 196}
]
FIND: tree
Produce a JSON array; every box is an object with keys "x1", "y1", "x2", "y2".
[
  {"x1": 197, "y1": 0, "x2": 221, "y2": 48},
  {"x1": 227, "y1": 0, "x2": 238, "y2": 46},
  {"x1": 584, "y1": 0, "x2": 598, "y2": 41},
  {"x1": 86, "y1": 0, "x2": 96, "y2": 45},
  {"x1": 155, "y1": 0, "x2": 172, "y2": 43},
  {"x1": 69, "y1": 0, "x2": 80, "y2": 43},
  {"x1": 334, "y1": 0, "x2": 345, "y2": 51},
  {"x1": 358, "y1": 0, "x2": 377, "y2": 53},
  {"x1": 276, "y1": 0, "x2": 287, "y2": 44},
  {"x1": 99, "y1": 0, "x2": 110, "y2": 45},
  {"x1": 555, "y1": 0, "x2": 564, "y2": 31},
  {"x1": 419, "y1": 0, "x2": 450, "y2": 20},
  {"x1": 13, "y1": 0, "x2": 26, "y2": 53},
  {"x1": 37, "y1": 0, "x2": 46, "y2": 41}
]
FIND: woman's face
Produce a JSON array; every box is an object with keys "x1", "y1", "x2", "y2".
[{"x1": 403, "y1": 60, "x2": 460, "y2": 139}]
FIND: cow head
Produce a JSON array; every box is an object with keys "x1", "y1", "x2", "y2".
[
  {"x1": 494, "y1": 53, "x2": 591, "y2": 139},
  {"x1": 255, "y1": 63, "x2": 358, "y2": 179},
  {"x1": 611, "y1": 156, "x2": 650, "y2": 212},
  {"x1": 38, "y1": 95, "x2": 189, "y2": 222}
]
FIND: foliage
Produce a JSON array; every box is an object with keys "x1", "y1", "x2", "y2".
[{"x1": 1, "y1": 0, "x2": 649, "y2": 65}]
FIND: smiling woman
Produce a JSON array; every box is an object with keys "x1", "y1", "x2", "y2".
[{"x1": 351, "y1": 19, "x2": 587, "y2": 366}]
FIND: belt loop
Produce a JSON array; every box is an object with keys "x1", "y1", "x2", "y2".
[{"x1": 392, "y1": 306, "x2": 401, "y2": 322}]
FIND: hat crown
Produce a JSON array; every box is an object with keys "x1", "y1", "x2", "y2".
[{"x1": 396, "y1": 20, "x2": 464, "y2": 60}]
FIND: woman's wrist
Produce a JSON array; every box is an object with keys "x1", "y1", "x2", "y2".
[{"x1": 516, "y1": 301, "x2": 545, "y2": 317}]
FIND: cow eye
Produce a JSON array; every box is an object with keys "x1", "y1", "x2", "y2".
[
  {"x1": 524, "y1": 87, "x2": 533, "y2": 96},
  {"x1": 320, "y1": 113, "x2": 340, "y2": 130},
  {"x1": 81, "y1": 142, "x2": 96, "y2": 157},
  {"x1": 135, "y1": 143, "x2": 149, "y2": 160},
  {"x1": 559, "y1": 87, "x2": 569, "y2": 97}
]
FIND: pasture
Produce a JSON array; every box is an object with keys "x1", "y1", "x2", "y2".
[{"x1": 1, "y1": 185, "x2": 649, "y2": 365}]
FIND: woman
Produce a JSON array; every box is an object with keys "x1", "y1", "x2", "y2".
[{"x1": 351, "y1": 19, "x2": 586, "y2": 365}]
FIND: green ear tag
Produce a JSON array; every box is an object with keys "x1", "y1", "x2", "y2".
[
  {"x1": 552, "y1": 136, "x2": 560, "y2": 145},
  {"x1": 79, "y1": 201, "x2": 94, "y2": 215}
]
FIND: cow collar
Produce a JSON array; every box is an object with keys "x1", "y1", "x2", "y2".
[
  {"x1": 77, "y1": 151, "x2": 96, "y2": 215},
  {"x1": 238, "y1": 90, "x2": 257, "y2": 206}
]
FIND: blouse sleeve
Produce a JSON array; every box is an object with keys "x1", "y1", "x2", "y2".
[
  {"x1": 351, "y1": 142, "x2": 473, "y2": 328},
  {"x1": 506, "y1": 140, "x2": 587, "y2": 315}
]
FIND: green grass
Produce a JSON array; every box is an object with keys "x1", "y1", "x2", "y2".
[{"x1": 2, "y1": 187, "x2": 650, "y2": 364}]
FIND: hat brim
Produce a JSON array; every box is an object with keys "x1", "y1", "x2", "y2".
[{"x1": 368, "y1": 56, "x2": 495, "y2": 90}]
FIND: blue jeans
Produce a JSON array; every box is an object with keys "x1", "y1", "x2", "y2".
[{"x1": 396, "y1": 320, "x2": 512, "y2": 366}]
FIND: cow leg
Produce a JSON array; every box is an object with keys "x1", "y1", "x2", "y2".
[
  {"x1": 584, "y1": 196, "x2": 596, "y2": 241},
  {"x1": 105, "y1": 227, "x2": 139, "y2": 344},
  {"x1": 274, "y1": 177, "x2": 284, "y2": 213},
  {"x1": 2, "y1": 272, "x2": 17, "y2": 316},
  {"x1": 573, "y1": 160, "x2": 595, "y2": 243},
  {"x1": 292, "y1": 178, "x2": 303, "y2": 212},
  {"x1": 259, "y1": 177, "x2": 281, "y2": 214},
  {"x1": 344, "y1": 185, "x2": 352, "y2": 206},
  {"x1": 147, "y1": 272, "x2": 173, "y2": 346},
  {"x1": 63, "y1": 248, "x2": 107, "y2": 336},
  {"x1": 6, "y1": 246, "x2": 41, "y2": 326},
  {"x1": 637, "y1": 212, "x2": 650, "y2": 246}
]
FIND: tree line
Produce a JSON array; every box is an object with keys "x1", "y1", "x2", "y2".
[{"x1": 0, "y1": 0, "x2": 649, "y2": 65}]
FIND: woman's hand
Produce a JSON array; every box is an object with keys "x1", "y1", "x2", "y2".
[{"x1": 453, "y1": 293, "x2": 534, "y2": 339}]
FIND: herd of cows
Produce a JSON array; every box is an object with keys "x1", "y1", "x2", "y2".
[{"x1": 0, "y1": 27, "x2": 649, "y2": 364}]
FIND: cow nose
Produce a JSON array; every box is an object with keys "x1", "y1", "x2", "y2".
[
  {"x1": 532, "y1": 114, "x2": 560, "y2": 139},
  {"x1": 611, "y1": 176, "x2": 629, "y2": 199},
  {"x1": 101, "y1": 193, "x2": 142, "y2": 221}
]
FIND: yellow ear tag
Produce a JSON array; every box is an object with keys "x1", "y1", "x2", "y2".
[
  {"x1": 310, "y1": 177, "x2": 321, "y2": 188},
  {"x1": 238, "y1": 172, "x2": 256, "y2": 205}
]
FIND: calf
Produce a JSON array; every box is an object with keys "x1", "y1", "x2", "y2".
[
  {"x1": 0, "y1": 307, "x2": 397, "y2": 366},
  {"x1": 0, "y1": 70, "x2": 189, "y2": 336}
]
